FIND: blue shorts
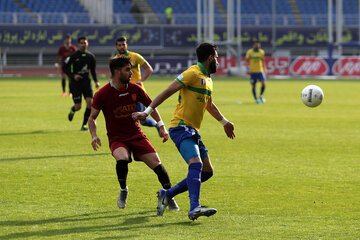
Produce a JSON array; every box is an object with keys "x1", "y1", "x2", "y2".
[
  {"x1": 250, "y1": 72, "x2": 266, "y2": 85},
  {"x1": 169, "y1": 126, "x2": 208, "y2": 163},
  {"x1": 137, "y1": 102, "x2": 145, "y2": 112}
]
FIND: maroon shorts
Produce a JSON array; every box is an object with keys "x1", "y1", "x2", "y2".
[{"x1": 109, "y1": 137, "x2": 156, "y2": 161}]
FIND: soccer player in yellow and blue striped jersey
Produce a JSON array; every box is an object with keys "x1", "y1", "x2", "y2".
[
  {"x1": 246, "y1": 41, "x2": 267, "y2": 104},
  {"x1": 132, "y1": 43, "x2": 235, "y2": 221},
  {"x1": 114, "y1": 36, "x2": 161, "y2": 135}
]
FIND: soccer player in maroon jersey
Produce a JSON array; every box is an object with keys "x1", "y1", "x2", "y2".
[
  {"x1": 88, "y1": 56, "x2": 179, "y2": 211},
  {"x1": 56, "y1": 34, "x2": 77, "y2": 97}
]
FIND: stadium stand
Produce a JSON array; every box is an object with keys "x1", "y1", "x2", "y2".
[
  {"x1": 297, "y1": 0, "x2": 359, "y2": 25},
  {"x1": 19, "y1": 0, "x2": 90, "y2": 23},
  {"x1": 147, "y1": 0, "x2": 224, "y2": 24},
  {"x1": 0, "y1": 0, "x2": 90, "y2": 24},
  {"x1": 1, "y1": 0, "x2": 359, "y2": 26},
  {"x1": 0, "y1": 0, "x2": 36, "y2": 23},
  {"x1": 220, "y1": 0, "x2": 295, "y2": 25},
  {"x1": 113, "y1": 0, "x2": 137, "y2": 24}
]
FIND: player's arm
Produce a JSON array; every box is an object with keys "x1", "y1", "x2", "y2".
[
  {"x1": 55, "y1": 48, "x2": 62, "y2": 68},
  {"x1": 62, "y1": 55, "x2": 74, "y2": 78},
  {"x1": 88, "y1": 107, "x2": 102, "y2": 151},
  {"x1": 262, "y1": 57, "x2": 266, "y2": 75},
  {"x1": 90, "y1": 55, "x2": 100, "y2": 88},
  {"x1": 149, "y1": 109, "x2": 169, "y2": 143},
  {"x1": 206, "y1": 96, "x2": 235, "y2": 139},
  {"x1": 139, "y1": 61, "x2": 153, "y2": 85},
  {"x1": 132, "y1": 80, "x2": 183, "y2": 121},
  {"x1": 245, "y1": 50, "x2": 251, "y2": 73}
]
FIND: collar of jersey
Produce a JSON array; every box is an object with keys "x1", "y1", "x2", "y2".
[
  {"x1": 125, "y1": 50, "x2": 129, "y2": 56},
  {"x1": 110, "y1": 80, "x2": 128, "y2": 91},
  {"x1": 252, "y1": 48, "x2": 259, "y2": 52},
  {"x1": 197, "y1": 62, "x2": 209, "y2": 77}
]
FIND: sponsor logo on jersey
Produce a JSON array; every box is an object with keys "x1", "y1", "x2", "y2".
[
  {"x1": 177, "y1": 74, "x2": 184, "y2": 80},
  {"x1": 113, "y1": 103, "x2": 136, "y2": 118}
]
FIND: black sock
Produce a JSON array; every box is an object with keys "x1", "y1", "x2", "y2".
[
  {"x1": 201, "y1": 171, "x2": 213, "y2": 182},
  {"x1": 71, "y1": 106, "x2": 76, "y2": 112},
  {"x1": 153, "y1": 164, "x2": 171, "y2": 189},
  {"x1": 116, "y1": 160, "x2": 128, "y2": 189},
  {"x1": 82, "y1": 108, "x2": 91, "y2": 126},
  {"x1": 61, "y1": 78, "x2": 66, "y2": 92},
  {"x1": 260, "y1": 85, "x2": 265, "y2": 95}
]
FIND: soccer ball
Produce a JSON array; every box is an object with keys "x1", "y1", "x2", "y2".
[{"x1": 301, "y1": 85, "x2": 324, "y2": 107}]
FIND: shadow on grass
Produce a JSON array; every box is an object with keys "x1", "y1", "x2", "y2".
[
  {"x1": 0, "y1": 129, "x2": 79, "y2": 136},
  {"x1": 0, "y1": 153, "x2": 110, "y2": 162},
  {"x1": 0, "y1": 210, "x2": 199, "y2": 239}
]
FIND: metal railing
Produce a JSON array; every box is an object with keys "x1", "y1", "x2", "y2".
[{"x1": 0, "y1": 12, "x2": 359, "y2": 26}]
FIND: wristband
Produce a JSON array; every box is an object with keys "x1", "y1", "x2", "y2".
[
  {"x1": 144, "y1": 106, "x2": 153, "y2": 116},
  {"x1": 219, "y1": 117, "x2": 229, "y2": 126},
  {"x1": 157, "y1": 120, "x2": 164, "y2": 128}
]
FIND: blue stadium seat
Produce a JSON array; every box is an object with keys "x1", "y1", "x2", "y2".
[{"x1": 17, "y1": 0, "x2": 89, "y2": 23}]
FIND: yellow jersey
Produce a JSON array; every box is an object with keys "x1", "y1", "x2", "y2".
[
  {"x1": 170, "y1": 62, "x2": 213, "y2": 130},
  {"x1": 246, "y1": 48, "x2": 265, "y2": 73},
  {"x1": 114, "y1": 50, "x2": 147, "y2": 88}
]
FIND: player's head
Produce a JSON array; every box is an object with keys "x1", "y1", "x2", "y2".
[
  {"x1": 64, "y1": 34, "x2": 72, "y2": 46},
  {"x1": 78, "y1": 36, "x2": 88, "y2": 52},
  {"x1": 196, "y1": 43, "x2": 219, "y2": 74},
  {"x1": 253, "y1": 41, "x2": 261, "y2": 50},
  {"x1": 109, "y1": 56, "x2": 133, "y2": 84},
  {"x1": 116, "y1": 36, "x2": 128, "y2": 54}
]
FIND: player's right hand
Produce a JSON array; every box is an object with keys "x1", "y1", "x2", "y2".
[
  {"x1": 74, "y1": 74, "x2": 82, "y2": 81},
  {"x1": 132, "y1": 112, "x2": 147, "y2": 121},
  {"x1": 91, "y1": 136, "x2": 102, "y2": 151},
  {"x1": 159, "y1": 126, "x2": 169, "y2": 143},
  {"x1": 224, "y1": 122, "x2": 235, "y2": 139}
]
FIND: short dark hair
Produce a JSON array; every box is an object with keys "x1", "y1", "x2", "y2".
[
  {"x1": 78, "y1": 36, "x2": 88, "y2": 43},
  {"x1": 65, "y1": 34, "x2": 71, "y2": 39},
  {"x1": 109, "y1": 56, "x2": 132, "y2": 76},
  {"x1": 253, "y1": 40, "x2": 260, "y2": 44},
  {"x1": 196, "y1": 43, "x2": 218, "y2": 62},
  {"x1": 116, "y1": 36, "x2": 127, "y2": 45}
]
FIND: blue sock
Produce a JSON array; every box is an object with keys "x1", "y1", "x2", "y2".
[
  {"x1": 252, "y1": 88, "x2": 257, "y2": 100},
  {"x1": 260, "y1": 85, "x2": 265, "y2": 95},
  {"x1": 141, "y1": 118, "x2": 157, "y2": 127},
  {"x1": 187, "y1": 162, "x2": 203, "y2": 211},
  {"x1": 166, "y1": 171, "x2": 213, "y2": 199}
]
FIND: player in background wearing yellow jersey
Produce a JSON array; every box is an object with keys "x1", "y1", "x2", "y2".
[
  {"x1": 246, "y1": 41, "x2": 266, "y2": 104},
  {"x1": 114, "y1": 36, "x2": 160, "y2": 135},
  {"x1": 132, "y1": 43, "x2": 235, "y2": 221}
]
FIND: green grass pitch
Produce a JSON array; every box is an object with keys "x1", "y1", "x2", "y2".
[{"x1": 0, "y1": 76, "x2": 359, "y2": 239}]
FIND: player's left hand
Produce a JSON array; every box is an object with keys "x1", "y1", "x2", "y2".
[
  {"x1": 159, "y1": 126, "x2": 169, "y2": 143},
  {"x1": 224, "y1": 122, "x2": 235, "y2": 139},
  {"x1": 136, "y1": 81, "x2": 143, "y2": 86},
  {"x1": 132, "y1": 112, "x2": 147, "y2": 121},
  {"x1": 95, "y1": 82, "x2": 100, "y2": 89},
  {"x1": 91, "y1": 136, "x2": 102, "y2": 151}
]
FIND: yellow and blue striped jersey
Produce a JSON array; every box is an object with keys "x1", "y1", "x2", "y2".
[
  {"x1": 114, "y1": 50, "x2": 147, "y2": 88},
  {"x1": 170, "y1": 62, "x2": 213, "y2": 130},
  {"x1": 246, "y1": 48, "x2": 265, "y2": 73}
]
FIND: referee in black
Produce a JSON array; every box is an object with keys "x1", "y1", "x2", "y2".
[{"x1": 63, "y1": 36, "x2": 100, "y2": 131}]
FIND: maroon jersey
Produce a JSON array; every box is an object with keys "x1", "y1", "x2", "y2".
[
  {"x1": 92, "y1": 82, "x2": 152, "y2": 142},
  {"x1": 57, "y1": 44, "x2": 77, "y2": 63}
]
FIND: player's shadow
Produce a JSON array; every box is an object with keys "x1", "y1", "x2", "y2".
[
  {"x1": 0, "y1": 210, "x2": 197, "y2": 239},
  {"x1": 0, "y1": 153, "x2": 110, "y2": 162}
]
